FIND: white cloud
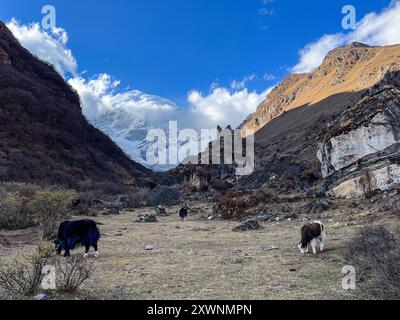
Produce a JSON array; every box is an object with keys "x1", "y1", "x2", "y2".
[
  {"x1": 68, "y1": 74, "x2": 180, "y2": 125},
  {"x1": 230, "y1": 74, "x2": 257, "y2": 90},
  {"x1": 349, "y1": 1, "x2": 400, "y2": 45},
  {"x1": 188, "y1": 86, "x2": 272, "y2": 128},
  {"x1": 69, "y1": 73, "x2": 271, "y2": 131},
  {"x1": 6, "y1": 18, "x2": 274, "y2": 169},
  {"x1": 6, "y1": 18, "x2": 77, "y2": 76},
  {"x1": 68, "y1": 74, "x2": 120, "y2": 120},
  {"x1": 7, "y1": 18, "x2": 268, "y2": 131},
  {"x1": 258, "y1": 8, "x2": 275, "y2": 16},
  {"x1": 263, "y1": 73, "x2": 276, "y2": 81},
  {"x1": 292, "y1": 1, "x2": 400, "y2": 74},
  {"x1": 292, "y1": 34, "x2": 344, "y2": 74}
]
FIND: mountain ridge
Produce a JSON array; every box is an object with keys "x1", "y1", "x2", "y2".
[
  {"x1": 0, "y1": 21, "x2": 154, "y2": 192},
  {"x1": 242, "y1": 42, "x2": 400, "y2": 135}
]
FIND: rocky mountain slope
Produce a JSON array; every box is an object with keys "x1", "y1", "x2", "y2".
[
  {"x1": 239, "y1": 48, "x2": 400, "y2": 199},
  {"x1": 242, "y1": 43, "x2": 400, "y2": 135},
  {"x1": 174, "y1": 43, "x2": 400, "y2": 201},
  {"x1": 0, "y1": 21, "x2": 154, "y2": 191}
]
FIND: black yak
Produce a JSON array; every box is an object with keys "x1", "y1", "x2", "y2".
[
  {"x1": 55, "y1": 220, "x2": 100, "y2": 257},
  {"x1": 179, "y1": 208, "x2": 188, "y2": 221}
]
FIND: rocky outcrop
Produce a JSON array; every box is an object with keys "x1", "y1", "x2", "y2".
[
  {"x1": 177, "y1": 44, "x2": 400, "y2": 200},
  {"x1": 318, "y1": 77, "x2": 400, "y2": 198}
]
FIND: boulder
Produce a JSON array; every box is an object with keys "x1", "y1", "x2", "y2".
[
  {"x1": 255, "y1": 211, "x2": 274, "y2": 222},
  {"x1": 233, "y1": 219, "x2": 263, "y2": 232},
  {"x1": 260, "y1": 245, "x2": 280, "y2": 252},
  {"x1": 103, "y1": 204, "x2": 121, "y2": 216},
  {"x1": 137, "y1": 214, "x2": 158, "y2": 223},
  {"x1": 101, "y1": 195, "x2": 132, "y2": 215},
  {"x1": 34, "y1": 294, "x2": 47, "y2": 301}
]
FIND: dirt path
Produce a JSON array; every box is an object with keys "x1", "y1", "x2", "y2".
[{"x1": 0, "y1": 203, "x2": 387, "y2": 300}]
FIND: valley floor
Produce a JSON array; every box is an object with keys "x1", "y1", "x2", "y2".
[{"x1": 0, "y1": 202, "x2": 397, "y2": 300}]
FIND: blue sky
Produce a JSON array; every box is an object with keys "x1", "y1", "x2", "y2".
[
  {"x1": 3, "y1": 0, "x2": 400, "y2": 169},
  {"x1": 0, "y1": 0, "x2": 391, "y2": 103}
]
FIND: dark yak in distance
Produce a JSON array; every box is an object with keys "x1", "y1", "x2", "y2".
[
  {"x1": 55, "y1": 220, "x2": 101, "y2": 257},
  {"x1": 179, "y1": 208, "x2": 188, "y2": 221}
]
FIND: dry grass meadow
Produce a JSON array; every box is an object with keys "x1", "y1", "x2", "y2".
[{"x1": 0, "y1": 201, "x2": 398, "y2": 300}]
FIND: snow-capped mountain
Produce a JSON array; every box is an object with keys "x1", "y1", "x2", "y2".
[{"x1": 88, "y1": 90, "x2": 179, "y2": 172}]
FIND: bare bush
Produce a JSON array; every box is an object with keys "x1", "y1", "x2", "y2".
[
  {"x1": 0, "y1": 240, "x2": 55, "y2": 297},
  {"x1": 145, "y1": 185, "x2": 181, "y2": 206},
  {"x1": 375, "y1": 254, "x2": 400, "y2": 299},
  {"x1": 0, "y1": 240, "x2": 95, "y2": 297},
  {"x1": 0, "y1": 183, "x2": 76, "y2": 235},
  {"x1": 17, "y1": 184, "x2": 39, "y2": 200},
  {"x1": 30, "y1": 190, "x2": 76, "y2": 239},
  {"x1": 210, "y1": 179, "x2": 232, "y2": 193},
  {"x1": 55, "y1": 255, "x2": 95, "y2": 293},
  {"x1": 0, "y1": 193, "x2": 36, "y2": 230},
  {"x1": 214, "y1": 192, "x2": 246, "y2": 220},
  {"x1": 358, "y1": 169, "x2": 378, "y2": 199},
  {"x1": 345, "y1": 226, "x2": 400, "y2": 299},
  {"x1": 345, "y1": 226, "x2": 396, "y2": 277},
  {"x1": 128, "y1": 187, "x2": 150, "y2": 208},
  {"x1": 392, "y1": 200, "x2": 400, "y2": 217},
  {"x1": 213, "y1": 188, "x2": 271, "y2": 220}
]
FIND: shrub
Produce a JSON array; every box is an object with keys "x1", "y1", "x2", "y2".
[
  {"x1": 210, "y1": 179, "x2": 232, "y2": 193},
  {"x1": 375, "y1": 254, "x2": 400, "y2": 299},
  {"x1": 0, "y1": 183, "x2": 76, "y2": 238},
  {"x1": 214, "y1": 191, "x2": 252, "y2": 220},
  {"x1": 0, "y1": 193, "x2": 36, "y2": 230},
  {"x1": 392, "y1": 200, "x2": 400, "y2": 217},
  {"x1": 344, "y1": 226, "x2": 400, "y2": 299},
  {"x1": 0, "y1": 182, "x2": 41, "y2": 230},
  {"x1": 358, "y1": 169, "x2": 378, "y2": 199},
  {"x1": 213, "y1": 189, "x2": 269, "y2": 220},
  {"x1": 30, "y1": 190, "x2": 76, "y2": 239},
  {"x1": 128, "y1": 188, "x2": 150, "y2": 208},
  {"x1": 0, "y1": 240, "x2": 95, "y2": 297},
  {"x1": 145, "y1": 185, "x2": 181, "y2": 206},
  {"x1": 0, "y1": 240, "x2": 55, "y2": 297},
  {"x1": 17, "y1": 184, "x2": 39, "y2": 200},
  {"x1": 55, "y1": 255, "x2": 95, "y2": 293},
  {"x1": 345, "y1": 226, "x2": 396, "y2": 278}
]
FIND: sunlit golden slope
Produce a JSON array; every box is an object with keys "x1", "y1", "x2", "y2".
[{"x1": 242, "y1": 42, "x2": 400, "y2": 134}]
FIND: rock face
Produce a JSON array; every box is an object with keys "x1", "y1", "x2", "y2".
[
  {"x1": 0, "y1": 21, "x2": 153, "y2": 191},
  {"x1": 318, "y1": 77, "x2": 400, "y2": 198},
  {"x1": 234, "y1": 45, "x2": 400, "y2": 199},
  {"x1": 242, "y1": 43, "x2": 400, "y2": 135}
]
